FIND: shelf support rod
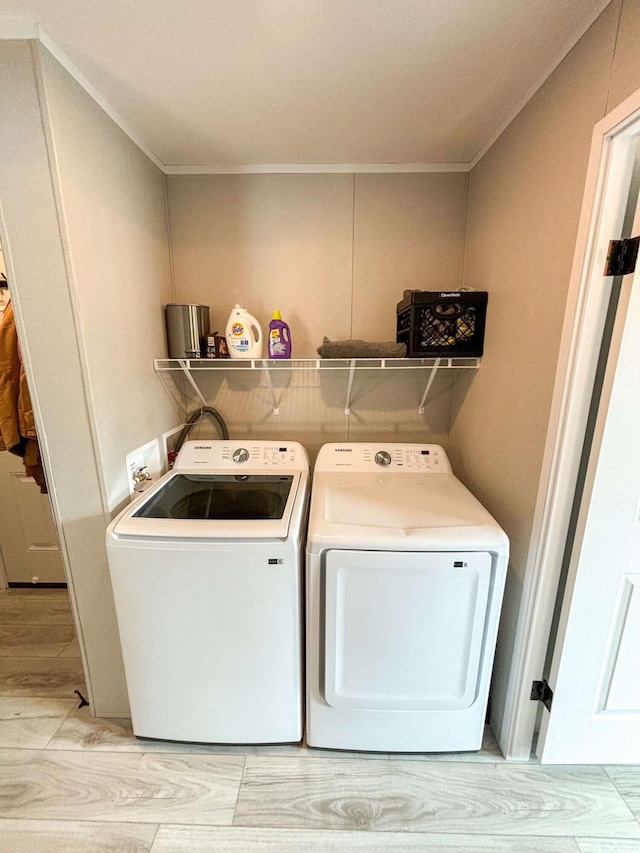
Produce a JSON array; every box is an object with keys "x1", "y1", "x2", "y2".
[
  {"x1": 262, "y1": 365, "x2": 280, "y2": 415},
  {"x1": 178, "y1": 359, "x2": 207, "y2": 408},
  {"x1": 344, "y1": 359, "x2": 356, "y2": 415},
  {"x1": 418, "y1": 357, "x2": 441, "y2": 414}
]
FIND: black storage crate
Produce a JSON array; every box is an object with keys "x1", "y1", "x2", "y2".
[{"x1": 396, "y1": 290, "x2": 488, "y2": 358}]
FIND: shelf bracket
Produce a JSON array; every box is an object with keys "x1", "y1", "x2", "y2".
[
  {"x1": 262, "y1": 363, "x2": 280, "y2": 415},
  {"x1": 178, "y1": 359, "x2": 207, "y2": 407},
  {"x1": 154, "y1": 356, "x2": 481, "y2": 419},
  {"x1": 344, "y1": 360, "x2": 356, "y2": 415},
  {"x1": 418, "y1": 358, "x2": 442, "y2": 414}
]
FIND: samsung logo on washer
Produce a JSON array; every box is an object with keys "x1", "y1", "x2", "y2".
[
  {"x1": 334, "y1": 448, "x2": 353, "y2": 466},
  {"x1": 194, "y1": 445, "x2": 212, "y2": 449}
]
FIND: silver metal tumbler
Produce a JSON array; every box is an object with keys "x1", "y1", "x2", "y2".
[{"x1": 165, "y1": 304, "x2": 210, "y2": 359}]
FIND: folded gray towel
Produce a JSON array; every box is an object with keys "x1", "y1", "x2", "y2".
[{"x1": 316, "y1": 337, "x2": 407, "y2": 359}]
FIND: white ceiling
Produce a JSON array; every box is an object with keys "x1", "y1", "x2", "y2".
[{"x1": 0, "y1": 0, "x2": 610, "y2": 170}]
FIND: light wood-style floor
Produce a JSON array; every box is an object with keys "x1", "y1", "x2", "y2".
[{"x1": 0, "y1": 588, "x2": 639, "y2": 853}]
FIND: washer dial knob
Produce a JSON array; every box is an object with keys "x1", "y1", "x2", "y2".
[
  {"x1": 232, "y1": 447, "x2": 250, "y2": 464},
  {"x1": 375, "y1": 451, "x2": 392, "y2": 467}
]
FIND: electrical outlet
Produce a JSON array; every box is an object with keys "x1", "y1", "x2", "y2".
[{"x1": 126, "y1": 439, "x2": 161, "y2": 498}]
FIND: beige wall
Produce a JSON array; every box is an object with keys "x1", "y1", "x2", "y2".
[
  {"x1": 38, "y1": 46, "x2": 178, "y2": 513},
  {"x1": 448, "y1": 0, "x2": 640, "y2": 743},
  {"x1": 167, "y1": 172, "x2": 469, "y2": 456},
  {"x1": 168, "y1": 172, "x2": 469, "y2": 352},
  {"x1": 0, "y1": 41, "x2": 176, "y2": 715},
  {"x1": 605, "y1": 0, "x2": 640, "y2": 112},
  {"x1": 167, "y1": 173, "x2": 354, "y2": 356}
]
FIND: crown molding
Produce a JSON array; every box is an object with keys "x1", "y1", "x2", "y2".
[
  {"x1": 165, "y1": 162, "x2": 471, "y2": 175},
  {"x1": 35, "y1": 26, "x2": 166, "y2": 171},
  {"x1": 0, "y1": 27, "x2": 469, "y2": 175},
  {"x1": 469, "y1": 0, "x2": 612, "y2": 169},
  {"x1": 1, "y1": 3, "x2": 614, "y2": 176}
]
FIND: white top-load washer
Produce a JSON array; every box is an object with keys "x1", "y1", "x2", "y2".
[
  {"x1": 306, "y1": 443, "x2": 508, "y2": 753},
  {"x1": 107, "y1": 440, "x2": 309, "y2": 744}
]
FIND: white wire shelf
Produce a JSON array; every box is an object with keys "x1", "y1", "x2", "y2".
[
  {"x1": 154, "y1": 356, "x2": 481, "y2": 415},
  {"x1": 155, "y1": 357, "x2": 480, "y2": 371}
]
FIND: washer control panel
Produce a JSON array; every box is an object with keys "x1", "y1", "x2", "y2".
[
  {"x1": 174, "y1": 440, "x2": 308, "y2": 471},
  {"x1": 315, "y1": 443, "x2": 451, "y2": 473}
]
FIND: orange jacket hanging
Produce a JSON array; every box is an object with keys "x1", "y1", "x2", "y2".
[{"x1": 0, "y1": 300, "x2": 47, "y2": 493}]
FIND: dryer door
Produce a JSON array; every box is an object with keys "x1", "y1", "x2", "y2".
[{"x1": 324, "y1": 549, "x2": 492, "y2": 711}]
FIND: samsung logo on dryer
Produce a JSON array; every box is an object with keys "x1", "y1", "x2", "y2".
[
  {"x1": 334, "y1": 448, "x2": 352, "y2": 452},
  {"x1": 194, "y1": 445, "x2": 212, "y2": 449}
]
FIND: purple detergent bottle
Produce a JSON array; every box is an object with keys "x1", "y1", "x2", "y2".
[{"x1": 268, "y1": 310, "x2": 291, "y2": 358}]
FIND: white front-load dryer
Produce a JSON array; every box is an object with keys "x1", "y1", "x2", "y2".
[
  {"x1": 306, "y1": 443, "x2": 508, "y2": 752},
  {"x1": 107, "y1": 440, "x2": 309, "y2": 744}
]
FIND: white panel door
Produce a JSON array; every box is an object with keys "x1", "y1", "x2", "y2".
[
  {"x1": 540, "y1": 246, "x2": 640, "y2": 763},
  {"x1": 324, "y1": 549, "x2": 492, "y2": 711},
  {"x1": 0, "y1": 451, "x2": 66, "y2": 584}
]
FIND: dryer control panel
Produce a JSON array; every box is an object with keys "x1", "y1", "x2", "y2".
[
  {"x1": 174, "y1": 440, "x2": 309, "y2": 471},
  {"x1": 314, "y1": 443, "x2": 452, "y2": 473}
]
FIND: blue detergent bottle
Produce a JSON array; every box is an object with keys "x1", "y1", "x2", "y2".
[{"x1": 268, "y1": 310, "x2": 292, "y2": 358}]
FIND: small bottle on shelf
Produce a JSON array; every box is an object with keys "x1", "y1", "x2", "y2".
[{"x1": 268, "y1": 310, "x2": 291, "y2": 359}]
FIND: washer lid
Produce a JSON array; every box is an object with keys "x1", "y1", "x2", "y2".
[
  {"x1": 308, "y1": 471, "x2": 508, "y2": 553},
  {"x1": 111, "y1": 470, "x2": 303, "y2": 540},
  {"x1": 324, "y1": 472, "x2": 490, "y2": 528},
  {"x1": 325, "y1": 473, "x2": 485, "y2": 529}
]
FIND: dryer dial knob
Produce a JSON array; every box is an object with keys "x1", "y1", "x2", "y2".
[
  {"x1": 233, "y1": 447, "x2": 250, "y2": 464},
  {"x1": 375, "y1": 451, "x2": 392, "y2": 467}
]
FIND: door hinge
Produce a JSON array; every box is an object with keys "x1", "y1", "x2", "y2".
[
  {"x1": 530, "y1": 679, "x2": 553, "y2": 711},
  {"x1": 604, "y1": 236, "x2": 640, "y2": 276}
]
